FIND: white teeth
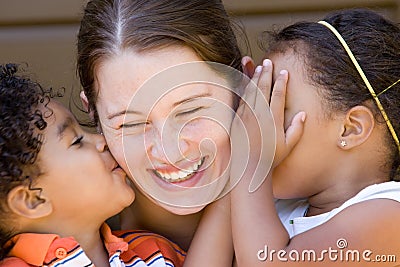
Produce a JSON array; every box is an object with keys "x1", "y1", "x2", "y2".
[
  {"x1": 170, "y1": 172, "x2": 179, "y2": 180},
  {"x1": 187, "y1": 166, "x2": 194, "y2": 173},
  {"x1": 178, "y1": 170, "x2": 187, "y2": 178},
  {"x1": 155, "y1": 158, "x2": 204, "y2": 182}
]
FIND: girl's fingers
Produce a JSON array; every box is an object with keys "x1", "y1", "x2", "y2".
[
  {"x1": 285, "y1": 111, "x2": 306, "y2": 152},
  {"x1": 253, "y1": 60, "x2": 273, "y2": 117},
  {"x1": 241, "y1": 59, "x2": 273, "y2": 112},
  {"x1": 245, "y1": 65, "x2": 262, "y2": 109},
  {"x1": 270, "y1": 70, "x2": 288, "y2": 130},
  {"x1": 270, "y1": 69, "x2": 306, "y2": 166},
  {"x1": 257, "y1": 59, "x2": 273, "y2": 103},
  {"x1": 246, "y1": 61, "x2": 275, "y2": 192}
]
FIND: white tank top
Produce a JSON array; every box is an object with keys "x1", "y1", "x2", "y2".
[{"x1": 276, "y1": 181, "x2": 400, "y2": 238}]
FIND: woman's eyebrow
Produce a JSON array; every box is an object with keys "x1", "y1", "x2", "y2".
[
  {"x1": 107, "y1": 93, "x2": 212, "y2": 120},
  {"x1": 107, "y1": 110, "x2": 143, "y2": 120},
  {"x1": 172, "y1": 92, "x2": 212, "y2": 107}
]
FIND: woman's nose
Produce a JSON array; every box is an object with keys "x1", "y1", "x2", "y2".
[{"x1": 147, "y1": 125, "x2": 189, "y2": 164}]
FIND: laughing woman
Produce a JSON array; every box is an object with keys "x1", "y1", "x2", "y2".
[{"x1": 77, "y1": 0, "x2": 252, "y2": 261}]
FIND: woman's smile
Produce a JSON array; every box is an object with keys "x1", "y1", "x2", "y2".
[{"x1": 152, "y1": 157, "x2": 206, "y2": 183}]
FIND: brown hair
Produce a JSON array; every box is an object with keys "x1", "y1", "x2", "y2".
[
  {"x1": 262, "y1": 8, "x2": 400, "y2": 180},
  {"x1": 77, "y1": 0, "x2": 245, "y2": 125}
]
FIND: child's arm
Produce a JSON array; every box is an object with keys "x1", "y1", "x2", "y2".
[
  {"x1": 230, "y1": 62, "x2": 303, "y2": 266},
  {"x1": 183, "y1": 194, "x2": 233, "y2": 267}
]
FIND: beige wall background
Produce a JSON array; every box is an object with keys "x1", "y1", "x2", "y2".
[{"x1": 0, "y1": 0, "x2": 399, "y2": 111}]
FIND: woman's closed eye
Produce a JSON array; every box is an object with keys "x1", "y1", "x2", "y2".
[
  {"x1": 118, "y1": 106, "x2": 207, "y2": 129},
  {"x1": 176, "y1": 107, "x2": 204, "y2": 117},
  {"x1": 119, "y1": 121, "x2": 149, "y2": 129}
]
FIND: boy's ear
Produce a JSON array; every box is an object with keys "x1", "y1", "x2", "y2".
[
  {"x1": 241, "y1": 56, "x2": 256, "y2": 78},
  {"x1": 7, "y1": 186, "x2": 52, "y2": 219},
  {"x1": 338, "y1": 105, "x2": 375, "y2": 149}
]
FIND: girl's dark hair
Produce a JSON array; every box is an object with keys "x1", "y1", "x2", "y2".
[
  {"x1": 0, "y1": 63, "x2": 48, "y2": 259},
  {"x1": 77, "y1": 0, "x2": 245, "y2": 126},
  {"x1": 262, "y1": 8, "x2": 400, "y2": 180}
]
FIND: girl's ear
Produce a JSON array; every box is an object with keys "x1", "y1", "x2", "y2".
[
  {"x1": 338, "y1": 105, "x2": 375, "y2": 150},
  {"x1": 7, "y1": 186, "x2": 52, "y2": 219}
]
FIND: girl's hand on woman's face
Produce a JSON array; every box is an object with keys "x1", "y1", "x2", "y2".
[
  {"x1": 267, "y1": 60, "x2": 307, "y2": 168},
  {"x1": 230, "y1": 59, "x2": 306, "y2": 192}
]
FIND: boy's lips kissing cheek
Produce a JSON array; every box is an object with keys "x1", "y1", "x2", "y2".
[{"x1": 107, "y1": 158, "x2": 127, "y2": 177}]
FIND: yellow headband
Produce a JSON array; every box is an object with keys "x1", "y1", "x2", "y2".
[{"x1": 318, "y1": 20, "x2": 400, "y2": 153}]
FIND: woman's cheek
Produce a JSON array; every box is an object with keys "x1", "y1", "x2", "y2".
[
  {"x1": 184, "y1": 119, "x2": 230, "y2": 156},
  {"x1": 106, "y1": 133, "x2": 138, "y2": 174}
]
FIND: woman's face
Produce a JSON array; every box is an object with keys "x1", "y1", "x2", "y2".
[{"x1": 93, "y1": 46, "x2": 236, "y2": 214}]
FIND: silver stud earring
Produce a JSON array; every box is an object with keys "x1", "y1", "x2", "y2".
[{"x1": 340, "y1": 140, "x2": 347, "y2": 147}]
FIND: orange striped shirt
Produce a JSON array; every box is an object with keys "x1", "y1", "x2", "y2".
[{"x1": 0, "y1": 224, "x2": 185, "y2": 267}]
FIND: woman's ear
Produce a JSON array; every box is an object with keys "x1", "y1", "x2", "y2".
[
  {"x1": 7, "y1": 186, "x2": 52, "y2": 219},
  {"x1": 241, "y1": 56, "x2": 256, "y2": 78},
  {"x1": 338, "y1": 105, "x2": 375, "y2": 150},
  {"x1": 80, "y1": 91, "x2": 90, "y2": 113},
  {"x1": 80, "y1": 91, "x2": 96, "y2": 122}
]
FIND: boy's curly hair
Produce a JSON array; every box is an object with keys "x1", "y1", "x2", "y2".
[{"x1": 0, "y1": 63, "x2": 48, "y2": 259}]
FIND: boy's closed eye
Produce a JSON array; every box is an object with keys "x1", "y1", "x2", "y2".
[{"x1": 71, "y1": 136, "x2": 84, "y2": 147}]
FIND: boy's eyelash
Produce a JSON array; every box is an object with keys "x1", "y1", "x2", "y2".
[{"x1": 71, "y1": 136, "x2": 84, "y2": 146}]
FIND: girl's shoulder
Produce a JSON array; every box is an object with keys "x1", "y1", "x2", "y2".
[
  {"x1": 329, "y1": 181, "x2": 400, "y2": 218},
  {"x1": 285, "y1": 182, "x2": 400, "y2": 238}
]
